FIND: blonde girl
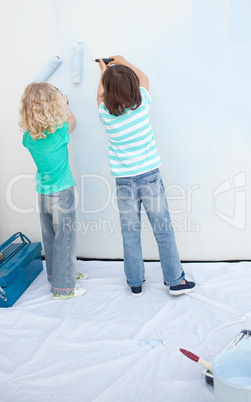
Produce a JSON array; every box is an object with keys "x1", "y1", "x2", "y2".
[{"x1": 19, "y1": 83, "x2": 86, "y2": 300}]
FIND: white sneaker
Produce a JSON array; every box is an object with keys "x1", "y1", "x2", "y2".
[
  {"x1": 76, "y1": 272, "x2": 89, "y2": 281},
  {"x1": 51, "y1": 285, "x2": 87, "y2": 300}
]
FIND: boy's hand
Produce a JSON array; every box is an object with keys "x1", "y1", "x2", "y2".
[
  {"x1": 108, "y1": 55, "x2": 125, "y2": 65},
  {"x1": 99, "y1": 58, "x2": 108, "y2": 74}
]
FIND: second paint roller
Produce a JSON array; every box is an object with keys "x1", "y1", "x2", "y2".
[{"x1": 72, "y1": 42, "x2": 84, "y2": 84}]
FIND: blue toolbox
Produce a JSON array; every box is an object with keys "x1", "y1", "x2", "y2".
[{"x1": 0, "y1": 232, "x2": 43, "y2": 307}]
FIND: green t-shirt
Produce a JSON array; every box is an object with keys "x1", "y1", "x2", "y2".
[{"x1": 22, "y1": 122, "x2": 75, "y2": 194}]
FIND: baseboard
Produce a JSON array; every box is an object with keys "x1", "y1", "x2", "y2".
[{"x1": 76, "y1": 257, "x2": 251, "y2": 263}]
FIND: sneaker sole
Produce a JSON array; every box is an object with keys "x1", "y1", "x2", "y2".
[
  {"x1": 169, "y1": 284, "x2": 197, "y2": 296},
  {"x1": 51, "y1": 289, "x2": 87, "y2": 300},
  {"x1": 130, "y1": 290, "x2": 143, "y2": 297}
]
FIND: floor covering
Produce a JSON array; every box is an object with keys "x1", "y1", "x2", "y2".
[{"x1": 1, "y1": 260, "x2": 251, "y2": 402}]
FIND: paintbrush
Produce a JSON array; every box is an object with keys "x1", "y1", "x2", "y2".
[{"x1": 179, "y1": 348, "x2": 212, "y2": 372}]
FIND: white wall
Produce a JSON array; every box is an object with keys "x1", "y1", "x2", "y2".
[{"x1": 1, "y1": 0, "x2": 250, "y2": 260}]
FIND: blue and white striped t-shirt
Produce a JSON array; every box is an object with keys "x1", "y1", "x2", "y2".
[{"x1": 99, "y1": 87, "x2": 161, "y2": 177}]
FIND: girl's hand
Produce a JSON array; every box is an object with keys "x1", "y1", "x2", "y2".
[
  {"x1": 60, "y1": 92, "x2": 69, "y2": 105},
  {"x1": 108, "y1": 55, "x2": 125, "y2": 65},
  {"x1": 99, "y1": 58, "x2": 108, "y2": 74}
]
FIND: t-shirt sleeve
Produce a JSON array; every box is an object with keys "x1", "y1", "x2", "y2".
[
  {"x1": 22, "y1": 133, "x2": 27, "y2": 148},
  {"x1": 99, "y1": 103, "x2": 108, "y2": 124},
  {"x1": 58, "y1": 122, "x2": 70, "y2": 144},
  {"x1": 140, "y1": 87, "x2": 151, "y2": 111}
]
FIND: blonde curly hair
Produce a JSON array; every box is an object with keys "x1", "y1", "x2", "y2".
[{"x1": 19, "y1": 82, "x2": 67, "y2": 140}]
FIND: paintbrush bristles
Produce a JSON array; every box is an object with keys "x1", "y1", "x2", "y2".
[{"x1": 179, "y1": 348, "x2": 199, "y2": 362}]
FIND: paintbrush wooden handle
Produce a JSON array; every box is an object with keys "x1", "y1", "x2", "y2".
[{"x1": 198, "y1": 358, "x2": 212, "y2": 372}]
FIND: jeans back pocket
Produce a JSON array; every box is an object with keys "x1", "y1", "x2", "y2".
[
  {"x1": 145, "y1": 177, "x2": 164, "y2": 198},
  {"x1": 116, "y1": 183, "x2": 132, "y2": 201}
]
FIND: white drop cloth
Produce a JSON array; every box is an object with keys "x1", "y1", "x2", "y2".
[{"x1": 1, "y1": 260, "x2": 251, "y2": 402}]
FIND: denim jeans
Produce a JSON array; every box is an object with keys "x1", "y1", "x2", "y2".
[
  {"x1": 38, "y1": 187, "x2": 76, "y2": 295},
  {"x1": 116, "y1": 169, "x2": 185, "y2": 287}
]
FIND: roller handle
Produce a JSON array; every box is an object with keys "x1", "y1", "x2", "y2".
[{"x1": 95, "y1": 58, "x2": 114, "y2": 64}]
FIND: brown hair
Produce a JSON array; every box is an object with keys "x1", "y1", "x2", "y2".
[
  {"x1": 19, "y1": 82, "x2": 67, "y2": 140},
  {"x1": 101, "y1": 65, "x2": 142, "y2": 116}
]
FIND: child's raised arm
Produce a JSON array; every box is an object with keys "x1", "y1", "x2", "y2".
[
  {"x1": 97, "y1": 59, "x2": 108, "y2": 106},
  {"x1": 61, "y1": 93, "x2": 76, "y2": 134},
  {"x1": 108, "y1": 55, "x2": 149, "y2": 90}
]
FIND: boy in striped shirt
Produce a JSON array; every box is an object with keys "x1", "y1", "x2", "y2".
[{"x1": 97, "y1": 55, "x2": 196, "y2": 297}]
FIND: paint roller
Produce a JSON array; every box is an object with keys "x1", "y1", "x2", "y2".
[
  {"x1": 34, "y1": 55, "x2": 62, "y2": 83},
  {"x1": 72, "y1": 42, "x2": 84, "y2": 84},
  {"x1": 72, "y1": 42, "x2": 113, "y2": 84}
]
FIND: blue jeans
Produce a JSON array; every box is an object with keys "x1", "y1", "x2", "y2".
[
  {"x1": 116, "y1": 169, "x2": 185, "y2": 287},
  {"x1": 38, "y1": 187, "x2": 76, "y2": 295}
]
